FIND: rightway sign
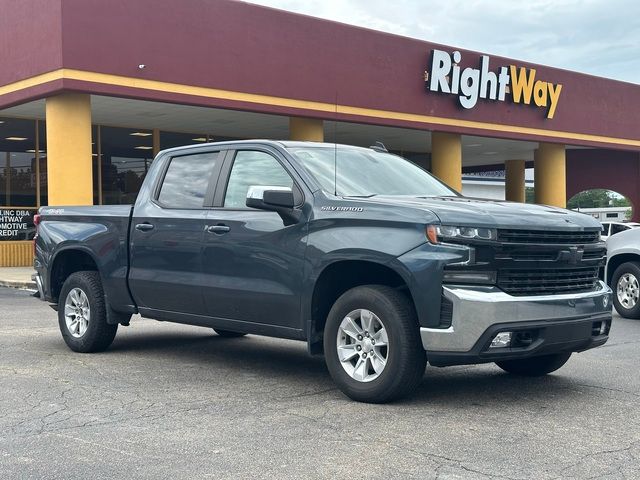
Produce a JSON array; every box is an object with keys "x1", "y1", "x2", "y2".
[
  {"x1": 0, "y1": 208, "x2": 36, "y2": 241},
  {"x1": 425, "y1": 49, "x2": 563, "y2": 119}
]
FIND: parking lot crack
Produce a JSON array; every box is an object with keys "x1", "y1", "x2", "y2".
[
  {"x1": 571, "y1": 382, "x2": 640, "y2": 398},
  {"x1": 391, "y1": 444, "x2": 524, "y2": 480}
]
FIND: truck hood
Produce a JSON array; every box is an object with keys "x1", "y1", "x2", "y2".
[{"x1": 355, "y1": 195, "x2": 601, "y2": 230}]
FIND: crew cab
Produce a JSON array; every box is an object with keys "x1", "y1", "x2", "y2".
[{"x1": 33, "y1": 141, "x2": 613, "y2": 403}]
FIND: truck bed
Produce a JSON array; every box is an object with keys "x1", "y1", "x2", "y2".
[{"x1": 36, "y1": 205, "x2": 135, "y2": 310}]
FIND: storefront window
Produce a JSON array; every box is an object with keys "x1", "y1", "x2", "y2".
[
  {"x1": 0, "y1": 117, "x2": 38, "y2": 240},
  {"x1": 1, "y1": 118, "x2": 223, "y2": 208},
  {"x1": 100, "y1": 126, "x2": 154, "y2": 205},
  {"x1": 0, "y1": 117, "x2": 38, "y2": 207},
  {"x1": 160, "y1": 131, "x2": 211, "y2": 150}
]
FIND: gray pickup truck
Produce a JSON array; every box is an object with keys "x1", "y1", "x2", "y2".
[{"x1": 33, "y1": 140, "x2": 612, "y2": 403}]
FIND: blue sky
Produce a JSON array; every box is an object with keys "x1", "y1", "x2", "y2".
[{"x1": 247, "y1": 0, "x2": 639, "y2": 84}]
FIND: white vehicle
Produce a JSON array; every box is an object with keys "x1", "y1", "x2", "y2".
[
  {"x1": 606, "y1": 228, "x2": 640, "y2": 318},
  {"x1": 601, "y1": 221, "x2": 640, "y2": 241}
]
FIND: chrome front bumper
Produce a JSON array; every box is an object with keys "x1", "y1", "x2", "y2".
[{"x1": 421, "y1": 281, "x2": 612, "y2": 353}]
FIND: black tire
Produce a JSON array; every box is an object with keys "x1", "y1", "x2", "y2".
[
  {"x1": 213, "y1": 329, "x2": 247, "y2": 338},
  {"x1": 58, "y1": 271, "x2": 118, "y2": 353},
  {"x1": 611, "y1": 261, "x2": 640, "y2": 319},
  {"x1": 496, "y1": 352, "x2": 572, "y2": 376},
  {"x1": 323, "y1": 285, "x2": 426, "y2": 403}
]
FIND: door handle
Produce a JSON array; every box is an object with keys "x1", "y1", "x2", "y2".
[
  {"x1": 135, "y1": 223, "x2": 155, "y2": 232},
  {"x1": 206, "y1": 224, "x2": 230, "y2": 234}
]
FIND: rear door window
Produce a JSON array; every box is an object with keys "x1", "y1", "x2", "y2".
[{"x1": 158, "y1": 152, "x2": 221, "y2": 208}]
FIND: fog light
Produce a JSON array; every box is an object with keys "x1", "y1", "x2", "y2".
[{"x1": 490, "y1": 332, "x2": 512, "y2": 348}]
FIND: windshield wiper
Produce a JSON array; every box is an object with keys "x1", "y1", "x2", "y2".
[{"x1": 344, "y1": 194, "x2": 377, "y2": 198}]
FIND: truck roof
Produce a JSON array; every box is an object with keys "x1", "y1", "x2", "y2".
[{"x1": 156, "y1": 139, "x2": 378, "y2": 157}]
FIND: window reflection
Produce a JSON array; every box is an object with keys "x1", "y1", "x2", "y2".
[
  {"x1": 100, "y1": 126, "x2": 154, "y2": 205},
  {"x1": 158, "y1": 152, "x2": 219, "y2": 208},
  {"x1": 224, "y1": 151, "x2": 293, "y2": 208},
  {"x1": 160, "y1": 131, "x2": 210, "y2": 150},
  {"x1": 0, "y1": 117, "x2": 37, "y2": 207}
]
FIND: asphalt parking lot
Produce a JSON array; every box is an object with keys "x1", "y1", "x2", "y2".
[{"x1": 1, "y1": 287, "x2": 638, "y2": 479}]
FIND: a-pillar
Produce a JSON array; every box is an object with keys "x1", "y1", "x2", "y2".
[
  {"x1": 289, "y1": 117, "x2": 324, "y2": 142},
  {"x1": 534, "y1": 142, "x2": 566, "y2": 207},
  {"x1": 431, "y1": 132, "x2": 462, "y2": 191},
  {"x1": 45, "y1": 93, "x2": 93, "y2": 205},
  {"x1": 505, "y1": 159, "x2": 526, "y2": 203}
]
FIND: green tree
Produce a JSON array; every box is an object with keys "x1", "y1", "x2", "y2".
[{"x1": 567, "y1": 189, "x2": 631, "y2": 209}]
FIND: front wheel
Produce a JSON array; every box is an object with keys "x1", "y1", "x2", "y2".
[
  {"x1": 496, "y1": 352, "x2": 572, "y2": 376},
  {"x1": 323, "y1": 285, "x2": 426, "y2": 403},
  {"x1": 611, "y1": 261, "x2": 640, "y2": 319},
  {"x1": 58, "y1": 271, "x2": 118, "y2": 353}
]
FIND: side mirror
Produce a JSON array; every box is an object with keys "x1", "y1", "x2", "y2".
[
  {"x1": 246, "y1": 186, "x2": 294, "y2": 209},
  {"x1": 246, "y1": 186, "x2": 300, "y2": 225}
]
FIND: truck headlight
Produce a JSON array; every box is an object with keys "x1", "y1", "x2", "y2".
[{"x1": 427, "y1": 225, "x2": 496, "y2": 244}]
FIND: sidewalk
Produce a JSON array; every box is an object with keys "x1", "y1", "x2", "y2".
[{"x1": 0, "y1": 267, "x2": 36, "y2": 290}]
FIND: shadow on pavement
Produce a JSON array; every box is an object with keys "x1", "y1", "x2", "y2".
[{"x1": 83, "y1": 326, "x2": 583, "y2": 404}]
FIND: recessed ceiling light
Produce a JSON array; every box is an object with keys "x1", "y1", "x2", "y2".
[
  {"x1": 25, "y1": 149, "x2": 44, "y2": 153},
  {"x1": 130, "y1": 132, "x2": 153, "y2": 137},
  {"x1": 466, "y1": 143, "x2": 482, "y2": 147},
  {"x1": 0, "y1": 121, "x2": 5, "y2": 124},
  {"x1": 192, "y1": 137, "x2": 207, "y2": 142},
  {"x1": 134, "y1": 146, "x2": 153, "y2": 150},
  {"x1": 482, "y1": 151, "x2": 498, "y2": 155},
  {"x1": 6, "y1": 137, "x2": 27, "y2": 141}
]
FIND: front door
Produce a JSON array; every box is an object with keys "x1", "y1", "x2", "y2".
[
  {"x1": 129, "y1": 150, "x2": 223, "y2": 315},
  {"x1": 202, "y1": 149, "x2": 307, "y2": 329}
]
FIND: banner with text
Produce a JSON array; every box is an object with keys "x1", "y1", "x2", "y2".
[{"x1": 0, "y1": 208, "x2": 36, "y2": 241}]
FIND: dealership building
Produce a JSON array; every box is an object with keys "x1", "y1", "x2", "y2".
[{"x1": 1, "y1": 0, "x2": 639, "y2": 266}]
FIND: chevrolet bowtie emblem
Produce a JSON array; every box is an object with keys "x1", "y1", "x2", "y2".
[{"x1": 559, "y1": 246, "x2": 584, "y2": 265}]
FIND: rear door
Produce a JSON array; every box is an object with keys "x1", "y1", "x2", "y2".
[
  {"x1": 201, "y1": 148, "x2": 308, "y2": 329},
  {"x1": 129, "y1": 150, "x2": 224, "y2": 315}
]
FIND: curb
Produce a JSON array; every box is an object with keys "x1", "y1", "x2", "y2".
[{"x1": 0, "y1": 280, "x2": 37, "y2": 290}]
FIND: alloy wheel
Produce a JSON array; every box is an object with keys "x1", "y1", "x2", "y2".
[
  {"x1": 336, "y1": 309, "x2": 389, "y2": 382},
  {"x1": 64, "y1": 288, "x2": 91, "y2": 338},
  {"x1": 617, "y1": 273, "x2": 639, "y2": 310}
]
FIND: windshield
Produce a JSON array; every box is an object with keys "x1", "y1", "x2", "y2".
[{"x1": 288, "y1": 146, "x2": 458, "y2": 197}]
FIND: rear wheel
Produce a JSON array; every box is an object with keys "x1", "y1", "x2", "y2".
[
  {"x1": 611, "y1": 262, "x2": 640, "y2": 319},
  {"x1": 58, "y1": 271, "x2": 118, "y2": 353},
  {"x1": 323, "y1": 285, "x2": 426, "y2": 403},
  {"x1": 496, "y1": 352, "x2": 572, "y2": 376},
  {"x1": 213, "y1": 329, "x2": 247, "y2": 338}
]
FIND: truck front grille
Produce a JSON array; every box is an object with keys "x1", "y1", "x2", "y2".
[
  {"x1": 497, "y1": 229, "x2": 600, "y2": 244},
  {"x1": 497, "y1": 267, "x2": 600, "y2": 296}
]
